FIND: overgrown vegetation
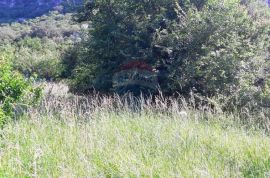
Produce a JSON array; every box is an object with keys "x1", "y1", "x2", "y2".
[
  {"x1": 0, "y1": 90, "x2": 270, "y2": 177},
  {"x1": 0, "y1": 12, "x2": 82, "y2": 80},
  {"x1": 64, "y1": 0, "x2": 270, "y2": 113},
  {"x1": 0, "y1": 49, "x2": 41, "y2": 127},
  {"x1": 0, "y1": 0, "x2": 270, "y2": 177}
]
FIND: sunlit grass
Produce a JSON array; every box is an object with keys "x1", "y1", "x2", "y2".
[
  {"x1": 0, "y1": 108, "x2": 270, "y2": 177},
  {"x1": 0, "y1": 84, "x2": 269, "y2": 177}
]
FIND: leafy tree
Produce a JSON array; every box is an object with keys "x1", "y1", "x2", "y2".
[
  {"x1": 68, "y1": 0, "x2": 186, "y2": 93},
  {"x1": 156, "y1": 0, "x2": 270, "y2": 96},
  {"x1": 66, "y1": 0, "x2": 270, "y2": 108}
]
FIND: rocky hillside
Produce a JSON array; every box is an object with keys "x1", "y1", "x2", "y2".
[{"x1": 0, "y1": 0, "x2": 82, "y2": 23}]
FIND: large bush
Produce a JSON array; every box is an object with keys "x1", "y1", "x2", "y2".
[
  {"x1": 64, "y1": 0, "x2": 270, "y2": 114},
  {"x1": 0, "y1": 49, "x2": 42, "y2": 127},
  {"x1": 67, "y1": 0, "x2": 178, "y2": 93}
]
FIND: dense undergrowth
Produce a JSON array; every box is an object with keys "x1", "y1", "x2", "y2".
[
  {"x1": 0, "y1": 50, "x2": 41, "y2": 127},
  {"x1": 0, "y1": 12, "x2": 82, "y2": 80}
]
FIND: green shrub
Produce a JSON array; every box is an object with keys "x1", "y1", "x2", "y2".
[
  {"x1": 0, "y1": 49, "x2": 42, "y2": 127},
  {"x1": 13, "y1": 37, "x2": 65, "y2": 80}
]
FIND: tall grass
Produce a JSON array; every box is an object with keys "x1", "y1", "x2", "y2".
[{"x1": 0, "y1": 83, "x2": 270, "y2": 177}]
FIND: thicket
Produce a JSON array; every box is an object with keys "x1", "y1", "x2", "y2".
[
  {"x1": 0, "y1": 49, "x2": 41, "y2": 127},
  {"x1": 63, "y1": 0, "x2": 270, "y2": 114}
]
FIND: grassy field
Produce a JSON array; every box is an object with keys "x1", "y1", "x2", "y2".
[{"x1": 0, "y1": 85, "x2": 270, "y2": 177}]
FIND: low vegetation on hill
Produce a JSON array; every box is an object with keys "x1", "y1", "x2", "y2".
[
  {"x1": 0, "y1": 12, "x2": 82, "y2": 80},
  {"x1": 0, "y1": 0, "x2": 82, "y2": 23}
]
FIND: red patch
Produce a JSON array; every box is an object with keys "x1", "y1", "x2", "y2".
[{"x1": 120, "y1": 60, "x2": 153, "y2": 72}]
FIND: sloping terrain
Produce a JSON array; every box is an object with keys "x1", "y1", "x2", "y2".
[
  {"x1": 0, "y1": 12, "x2": 83, "y2": 80},
  {"x1": 0, "y1": 0, "x2": 82, "y2": 23}
]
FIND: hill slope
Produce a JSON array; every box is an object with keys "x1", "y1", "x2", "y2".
[{"x1": 0, "y1": 0, "x2": 82, "y2": 23}]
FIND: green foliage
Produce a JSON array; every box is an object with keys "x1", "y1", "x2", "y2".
[
  {"x1": 0, "y1": 50, "x2": 42, "y2": 127},
  {"x1": 158, "y1": 1, "x2": 270, "y2": 96},
  {"x1": 66, "y1": 0, "x2": 270, "y2": 113},
  {"x1": 0, "y1": 12, "x2": 81, "y2": 80},
  {"x1": 69, "y1": 0, "x2": 176, "y2": 93},
  {"x1": 0, "y1": 12, "x2": 80, "y2": 42},
  {"x1": 0, "y1": 108, "x2": 5, "y2": 126},
  {"x1": 13, "y1": 37, "x2": 65, "y2": 80}
]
